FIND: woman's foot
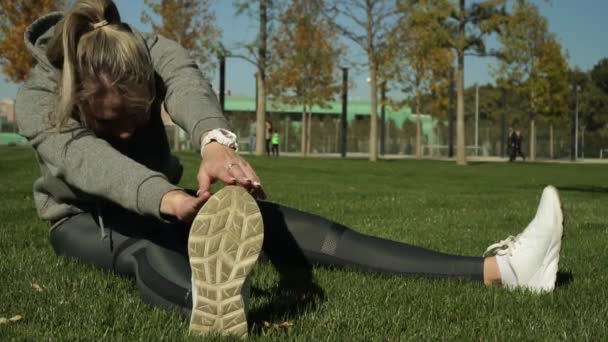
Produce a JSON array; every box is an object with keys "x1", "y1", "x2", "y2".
[
  {"x1": 188, "y1": 186, "x2": 264, "y2": 337},
  {"x1": 484, "y1": 186, "x2": 564, "y2": 293}
]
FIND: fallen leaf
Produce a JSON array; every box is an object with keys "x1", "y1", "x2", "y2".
[
  {"x1": 263, "y1": 321, "x2": 293, "y2": 330},
  {"x1": 9, "y1": 315, "x2": 23, "y2": 322},
  {"x1": 278, "y1": 321, "x2": 293, "y2": 329},
  {"x1": 32, "y1": 283, "x2": 44, "y2": 292},
  {"x1": 0, "y1": 315, "x2": 23, "y2": 324}
]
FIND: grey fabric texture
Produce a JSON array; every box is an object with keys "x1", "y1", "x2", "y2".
[{"x1": 16, "y1": 12, "x2": 230, "y2": 224}]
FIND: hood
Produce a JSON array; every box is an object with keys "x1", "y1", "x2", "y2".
[
  {"x1": 24, "y1": 12, "x2": 153, "y2": 74},
  {"x1": 24, "y1": 12, "x2": 63, "y2": 73}
]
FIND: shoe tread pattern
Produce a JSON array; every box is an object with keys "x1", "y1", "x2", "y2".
[{"x1": 188, "y1": 186, "x2": 263, "y2": 337}]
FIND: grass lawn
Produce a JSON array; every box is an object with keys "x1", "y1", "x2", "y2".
[{"x1": 1, "y1": 146, "x2": 607, "y2": 341}]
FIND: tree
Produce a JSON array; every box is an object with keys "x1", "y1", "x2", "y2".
[
  {"x1": 142, "y1": 0, "x2": 221, "y2": 76},
  {"x1": 533, "y1": 38, "x2": 569, "y2": 159},
  {"x1": 393, "y1": 0, "x2": 453, "y2": 159},
  {"x1": 324, "y1": 0, "x2": 399, "y2": 162},
  {"x1": 590, "y1": 58, "x2": 608, "y2": 94},
  {"x1": 574, "y1": 64, "x2": 608, "y2": 138},
  {"x1": 0, "y1": 0, "x2": 65, "y2": 82},
  {"x1": 232, "y1": 0, "x2": 282, "y2": 155},
  {"x1": 494, "y1": 0, "x2": 567, "y2": 160},
  {"x1": 403, "y1": 0, "x2": 507, "y2": 165},
  {"x1": 266, "y1": 0, "x2": 342, "y2": 156}
]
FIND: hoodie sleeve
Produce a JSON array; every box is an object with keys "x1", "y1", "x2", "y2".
[
  {"x1": 147, "y1": 34, "x2": 230, "y2": 151},
  {"x1": 15, "y1": 64, "x2": 181, "y2": 219}
]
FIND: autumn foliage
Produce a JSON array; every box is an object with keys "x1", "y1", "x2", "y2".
[
  {"x1": 142, "y1": 0, "x2": 221, "y2": 75},
  {"x1": 267, "y1": 0, "x2": 342, "y2": 155},
  {"x1": 0, "y1": 0, "x2": 64, "y2": 83}
]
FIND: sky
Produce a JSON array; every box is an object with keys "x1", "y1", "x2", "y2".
[{"x1": 1, "y1": 0, "x2": 607, "y2": 101}]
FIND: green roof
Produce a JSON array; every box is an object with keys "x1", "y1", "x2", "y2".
[
  {"x1": 224, "y1": 96, "x2": 416, "y2": 127},
  {"x1": 0, "y1": 133, "x2": 27, "y2": 146}
]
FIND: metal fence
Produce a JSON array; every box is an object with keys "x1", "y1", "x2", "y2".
[{"x1": 215, "y1": 111, "x2": 608, "y2": 159}]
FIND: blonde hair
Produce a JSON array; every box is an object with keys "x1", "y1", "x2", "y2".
[{"x1": 47, "y1": 0, "x2": 155, "y2": 129}]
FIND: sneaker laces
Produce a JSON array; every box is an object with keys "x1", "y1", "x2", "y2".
[{"x1": 483, "y1": 234, "x2": 521, "y2": 257}]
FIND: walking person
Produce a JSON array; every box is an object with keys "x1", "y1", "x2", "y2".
[
  {"x1": 17, "y1": 1, "x2": 566, "y2": 339},
  {"x1": 265, "y1": 119, "x2": 272, "y2": 156},
  {"x1": 248, "y1": 117, "x2": 256, "y2": 154},
  {"x1": 508, "y1": 128, "x2": 516, "y2": 162},
  {"x1": 514, "y1": 130, "x2": 526, "y2": 161},
  {"x1": 271, "y1": 129, "x2": 280, "y2": 157}
]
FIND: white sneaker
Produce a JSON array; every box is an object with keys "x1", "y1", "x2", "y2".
[
  {"x1": 188, "y1": 186, "x2": 264, "y2": 337},
  {"x1": 484, "y1": 186, "x2": 564, "y2": 293}
]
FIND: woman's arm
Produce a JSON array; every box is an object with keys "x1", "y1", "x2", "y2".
[
  {"x1": 147, "y1": 34, "x2": 229, "y2": 150},
  {"x1": 16, "y1": 64, "x2": 182, "y2": 219}
]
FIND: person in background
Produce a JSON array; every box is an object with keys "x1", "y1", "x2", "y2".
[
  {"x1": 514, "y1": 130, "x2": 526, "y2": 161},
  {"x1": 265, "y1": 119, "x2": 272, "y2": 156},
  {"x1": 248, "y1": 117, "x2": 256, "y2": 154},
  {"x1": 271, "y1": 129, "x2": 280, "y2": 157},
  {"x1": 507, "y1": 127, "x2": 515, "y2": 161}
]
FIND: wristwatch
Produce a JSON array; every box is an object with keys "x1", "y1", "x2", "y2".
[{"x1": 200, "y1": 128, "x2": 239, "y2": 159}]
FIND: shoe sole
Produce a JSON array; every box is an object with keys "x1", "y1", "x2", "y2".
[
  {"x1": 532, "y1": 185, "x2": 564, "y2": 292},
  {"x1": 188, "y1": 186, "x2": 264, "y2": 337}
]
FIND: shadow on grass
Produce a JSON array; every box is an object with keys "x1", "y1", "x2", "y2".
[
  {"x1": 247, "y1": 201, "x2": 327, "y2": 335},
  {"x1": 556, "y1": 271, "x2": 574, "y2": 289},
  {"x1": 558, "y1": 186, "x2": 608, "y2": 194},
  {"x1": 248, "y1": 271, "x2": 325, "y2": 335}
]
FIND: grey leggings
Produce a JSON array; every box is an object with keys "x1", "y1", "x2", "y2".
[{"x1": 50, "y1": 201, "x2": 484, "y2": 314}]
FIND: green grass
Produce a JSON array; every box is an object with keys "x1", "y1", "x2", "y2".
[{"x1": 1, "y1": 146, "x2": 607, "y2": 341}]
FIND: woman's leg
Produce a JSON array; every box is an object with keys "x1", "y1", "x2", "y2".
[
  {"x1": 50, "y1": 210, "x2": 194, "y2": 316},
  {"x1": 259, "y1": 185, "x2": 564, "y2": 292},
  {"x1": 49, "y1": 187, "x2": 265, "y2": 338},
  {"x1": 258, "y1": 201, "x2": 485, "y2": 282}
]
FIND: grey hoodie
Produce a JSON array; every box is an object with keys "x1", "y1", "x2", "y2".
[{"x1": 16, "y1": 13, "x2": 229, "y2": 226}]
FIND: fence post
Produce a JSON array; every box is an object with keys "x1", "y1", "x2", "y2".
[
  {"x1": 341, "y1": 67, "x2": 348, "y2": 158},
  {"x1": 219, "y1": 55, "x2": 226, "y2": 112}
]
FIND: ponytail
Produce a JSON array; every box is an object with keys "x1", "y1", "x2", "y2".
[{"x1": 46, "y1": 0, "x2": 154, "y2": 129}]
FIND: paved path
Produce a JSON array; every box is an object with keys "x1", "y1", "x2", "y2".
[{"x1": 242, "y1": 151, "x2": 608, "y2": 164}]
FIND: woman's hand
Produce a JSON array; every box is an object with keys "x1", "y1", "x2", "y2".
[
  {"x1": 160, "y1": 190, "x2": 207, "y2": 223},
  {"x1": 197, "y1": 142, "x2": 266, "y2": 200}
]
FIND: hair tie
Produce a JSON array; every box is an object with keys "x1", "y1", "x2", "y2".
[{"x1": 92, "y1": 20, "x2": 109, "y2": 29}]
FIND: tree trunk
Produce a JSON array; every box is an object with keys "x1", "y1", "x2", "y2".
[
  {"x1": 255, "y1": 0, "x2": 267, "y2": 156},
  {"x1": 306, "y1": 112, "x2": 312, "y2": 155},
  {"x1": 456, "y1": 53, "x2": 466, "y2": 165},
  {"x1": 456, "y1": 0, "x2": 467, "y2": 165},
  {"x1": 529, "y1": 119, "x2": 536, "y2": 161},
  {"x1": 366, "y1": 2, "x2": 378, "y2": 161},
  {"x1": 284, "y1": 116, "x2": 290, "y2": 153},
  {"x1": 173, "y1": 125, "x2": 180, "y2": 152},
  {"x1": 415, "y1": 96, "x2": 422, "y2": 159},
  {"x1": 549, "y1": 124, "x2": 554, "y2": 159},
  {"x1": 255, "y1": 73, "x2": 266, "y2": 156},
  {"x1": 300, "y1": 108, "x2": 307, "y2": 156}
]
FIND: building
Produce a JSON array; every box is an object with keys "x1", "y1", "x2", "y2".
[{"x1": 0, "y1": 98, "x2": 15, "y2": 122}]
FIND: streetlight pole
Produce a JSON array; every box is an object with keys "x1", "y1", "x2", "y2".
[
  {"x1": 340, "y1": 67, "x2": 348, "y2": 158},
  {"x1": 581, "y1": 125, "x2": 585, "y2": 159},
  {"x1": 448, "y1": 67, "x2": 455, "y2": 158},
  {"x1": 500, "y1": 88, "x2": 506, "y2": 158},
  {"x1": 380, "y1": 82, "x2": 386, "y2": 156},
  {"x1": 475, "y1": 83, "x2": 479, "y2": 156},
  {"x1": 575, "y1": 85, "x2": 580, "y2": 159},
  {"x1": 571, "y1": 84, "x2": 580, "y2": 161},
  {"x1": 219, "y1": 55, "x2": 226, "y2": 112}
]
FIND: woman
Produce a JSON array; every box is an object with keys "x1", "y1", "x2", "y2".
[
  {"x1": 16, "y1": 0, "x2": 565, "y2": 338},
  {"x1": 265, "y1": 119, "x2": 272, "y2": 156}
]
